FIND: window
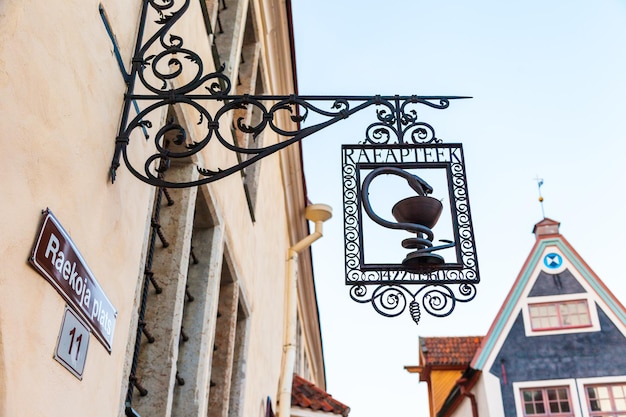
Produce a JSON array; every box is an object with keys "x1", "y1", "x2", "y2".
[
  {"x1": 529, "y1": 300, "x2": 592, "y2": 331},
  {"x1": 586, "y1": 384, "x2": 626, "y2": 417},
  {"x1": 521, "y1": 387, "x2": 573, "y2": 417},
  {"x1": 207, "y1": 258, "x2": 249, "y2": 417},
  {"x1": 123, "y1": 109, "x2": 250, "y2": 416},
  {"x1": 211, "y1": 0, "x2": 267, "y2": 220}
]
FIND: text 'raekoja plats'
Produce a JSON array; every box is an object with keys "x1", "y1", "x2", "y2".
[{"x1": 29, "y1": 209, "x2": 117, "y2": 352}]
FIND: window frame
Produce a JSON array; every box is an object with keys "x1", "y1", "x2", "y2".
[
  {"x1": 528, "y1": 299, "x2": 593, "y2": 331},
  {"x1": 513, "y1": 379, "x2": 583, "y2": 417},
  {"x1": 520, "y1": 386, "x2": 574, "y2": 417},
  {"x1": 577, "y1": 377, "x2": 626, "y2": 417},
  {"x1": 522, "y1": 294, "x2": 600, "y2": 337},
  {"x1": 584, "y1": 383, "x2": 626, "y2": 417}
]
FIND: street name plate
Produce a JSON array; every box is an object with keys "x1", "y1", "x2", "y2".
[
  {"x1": 54, "y1": 306, "x2": 90, "y2": 380},
  {"x1": 29, "y1": 209, "x2": 116, "y2": 352}
]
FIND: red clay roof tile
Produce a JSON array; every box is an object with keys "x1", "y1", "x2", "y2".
[
  {"x1": 291, "y1": 375, "x2": 350, "y2": 416},
  {"x1": 420, "y1": 336, "x2": 483, "y2": 367}
]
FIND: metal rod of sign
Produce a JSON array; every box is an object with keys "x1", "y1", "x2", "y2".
[
  {"x1": 111, "y1": 87, "x2": 471, "y2": 188},
  {"x1": 111, "y1": 0, "x2": 479, "y2": 325}
]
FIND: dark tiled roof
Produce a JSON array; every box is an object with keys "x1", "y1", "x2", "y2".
[
  {"x1": 420, "y1": 336, "x2": 483, "y2": 366},
  {"x1": 291, "y1": 375, "x2": 350, "y2": 416}
]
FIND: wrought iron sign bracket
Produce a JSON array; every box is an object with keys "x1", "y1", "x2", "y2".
[
  {"x1": 109, "y1": 0, "x2": 470, "y2": 189},
  {"x1": 111, "y1": 0, "x2": 479, "y2": 324},
  {"x1": 110, "y1": 89, "x2": 469, "y2": 188}
]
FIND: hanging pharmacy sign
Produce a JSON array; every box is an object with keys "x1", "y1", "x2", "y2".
[
  {"x1": 29, "y1": 209, "x2": 117, "y2": 352},
  {"x1": 342, "y1": 141, "x2": 479, "y2": 324}
]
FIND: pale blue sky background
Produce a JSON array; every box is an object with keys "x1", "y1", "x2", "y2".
[{"x1": 291, "y1": 1, "x2": 626, "y2": 416}]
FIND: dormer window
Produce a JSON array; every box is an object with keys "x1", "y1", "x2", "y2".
[
  {"x1": 523, "y1": 293, "x2": 600, "y2": 337},
  {"x1": 528, "y1": 299, "x2": 592, "y2": 331}
]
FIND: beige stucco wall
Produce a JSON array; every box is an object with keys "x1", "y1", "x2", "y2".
[
  {"x1": 0, "y1": 0, "x2": 322, "y2": 416},
  {"x1": 0, "y1": 1, "x2": 150, "y2": 415}
]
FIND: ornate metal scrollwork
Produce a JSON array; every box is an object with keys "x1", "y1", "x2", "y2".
[
  {"x1": 110, "y1": 0, "x2": 469, "y2": 188},
  {"x1": 111, "y1": 0, "x2": 478, "y2": 324},
  {"x1": 349, "y1": 283, "x2": 477, "y2": 324}
]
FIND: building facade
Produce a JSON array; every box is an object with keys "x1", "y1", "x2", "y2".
[
  {"x1": 408, "y1": 218, "x2": 626, "y2": 417},
  {"x1": 0, "y1": 1, "x2": 340, "y2": 416}
]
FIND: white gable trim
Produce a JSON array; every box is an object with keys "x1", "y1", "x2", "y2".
[
  {"x1": 472, "y1": 239, "x2": 548, "y2": 370},
  {"x1": 545, "y1": 242, "x2": 626, "y2": 334},
  {"x1": 561, "y1": 246, "x2": 626, "y2": 327},
  {"x1": 473, "y1": 237, "x2": 626, "y2": 371}
]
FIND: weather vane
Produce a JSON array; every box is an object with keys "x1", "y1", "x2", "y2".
[{"x1": 535, "y1": 176, "x2": 545, "y2": 218}]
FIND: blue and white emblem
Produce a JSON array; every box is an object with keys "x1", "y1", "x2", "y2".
[{"x1": 543, "y1": 253, "x2": 563, "y2": 269}]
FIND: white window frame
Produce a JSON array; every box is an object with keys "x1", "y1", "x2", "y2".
[
  {"x1": 514, "y1": 379, "x2": 583, "y2": 417},
  {"x1": 522, "y1": 294, "x2": 600, "y2": 337},
  {"x1": 576, "y1": 376, "x2": 626, "y2": 417}
]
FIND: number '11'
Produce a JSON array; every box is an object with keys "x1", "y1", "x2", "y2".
[{"x1": 68, "y1": 327, "x2": 83, "y2": 361}]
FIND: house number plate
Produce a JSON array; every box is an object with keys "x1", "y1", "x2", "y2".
[{"x1": 54, "y1": 306, "x2": 90, "y2": 380}]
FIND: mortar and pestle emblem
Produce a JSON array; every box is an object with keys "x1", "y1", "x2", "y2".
[{"x1": 361, "y1": 167, "x2": 454, "y2": 273}]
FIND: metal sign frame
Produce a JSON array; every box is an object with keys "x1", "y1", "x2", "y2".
[{"x1": 342, "y1": 143, "x2": 479, "y2": 323}]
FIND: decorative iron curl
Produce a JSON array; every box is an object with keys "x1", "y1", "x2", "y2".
[
  {"x1": 148, "y1": 0, "x2": 182, "y2": 22},
  {"x1": 457, "y1": 282, "x2": 477, "y2": 301},
  {"x1": 418, "y1": 285, "x2": 456, "y2": 317},
  {"x1": 362, "y1": 97, "x2": 449, "y2": 145},
  {"x1": 364, "y1": 123, "x2": 395, "y2": 145},
  {"x1": 371, "y1": 286, "x2": 408, "y2": 318},
  {"x1": 406, "y1": 122, "x2": 440, "y2": 144},
  {"x1": 349, "y1": 284, "x2": 370, "y2": 302},
  {"x1": 347, "y1": 282, "x2": 477, "y2": 324}
]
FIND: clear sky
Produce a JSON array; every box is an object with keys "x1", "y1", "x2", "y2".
[{"x1": 291, "y1": 1, "x2": 626, "y2": 416}]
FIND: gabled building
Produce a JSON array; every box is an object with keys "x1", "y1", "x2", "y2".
[{"x1": 408, "y1": 218, "x2": 626, "y2": 417}]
